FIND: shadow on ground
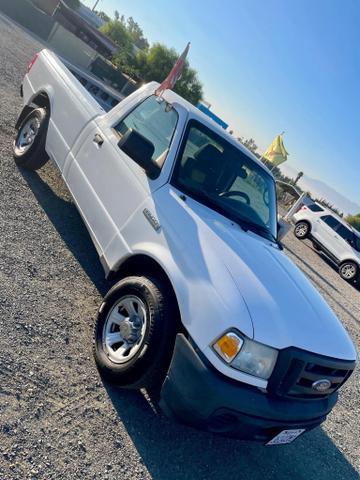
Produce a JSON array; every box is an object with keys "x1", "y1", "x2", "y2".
[
  {"x1": 105, "y1": 385, "x2": 358, "y2": 480},
  {"x1": 296, "y1": 238, "x2": 360, "y2": 293},
  {"x1": 20, "y1": 167, "x2": 109, "y2": 296}
]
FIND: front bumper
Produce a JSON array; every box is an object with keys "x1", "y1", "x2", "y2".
[{"x1": 159, "y1": 334, "x2": 338, "y2": 442}]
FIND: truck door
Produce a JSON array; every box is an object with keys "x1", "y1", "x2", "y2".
[{"x1": 65, "y1": 94, "x2": 179, "y2": 256}]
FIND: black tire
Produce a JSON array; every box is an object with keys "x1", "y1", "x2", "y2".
[
  {"x1": 94, "y1": 275, "x2": 177, "y2": 389},
  {"x1": 13, "y1": 107, "x2": 49, "y2": 170},
  {"x1": 294, "y1": 221, "x2": 310, "y2": 239},
  {"x1": 339, "y1": 261, "x2": 358, "y2": 282}
]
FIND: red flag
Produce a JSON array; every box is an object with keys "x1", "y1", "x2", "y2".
[{"x1": 155, "y1": 42, "x2": 190, "y2": 97}]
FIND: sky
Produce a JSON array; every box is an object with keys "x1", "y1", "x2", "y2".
[{"x1": 82, "y1": 0, "x2": 360, "y2": 207}]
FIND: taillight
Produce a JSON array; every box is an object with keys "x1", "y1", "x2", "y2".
[
  {"x1": 300, "y1": 205, "x2": 309, "y2": 211},
  {"x1": 27, "y1": 53, "x2": 39, "y2": 73}
]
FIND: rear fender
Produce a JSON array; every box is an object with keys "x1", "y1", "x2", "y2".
[{"x1": 15, "y1": 105, "x2": 34, "y2": 130}]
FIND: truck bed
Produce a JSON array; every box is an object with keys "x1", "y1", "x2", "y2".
[
  {"x1": 64, "y1": 60, "x2": 124, "y2": 112},
  {"x1": 21, "y1": 49, "x2": 115, "y2": 168}
]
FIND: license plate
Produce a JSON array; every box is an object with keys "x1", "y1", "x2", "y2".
[{"x1": 266, "y1": 429, "x2": 306, "y2": 445}]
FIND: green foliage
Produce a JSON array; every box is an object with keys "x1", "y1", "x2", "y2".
[
  {"x1": 96, "y1": 11, "x2": 111, "y2": 23},
  {"x1": 100, "y1": 20, "x2": 132, "y2": 49},
  {"x1": 315, "y1": 198, "x2": 343, "y2": 217},
  {"x1": 100, "y1": 22, "x2": 202, "y2": 103},
  {"x1": 63, "y1": 0, "x2": 80, "y2": 9},
  {"x1": 238, "y1": 137, "x2": 258, "y2": 153},
  {"x1": 346, "y1": 213, "x2": 360, "y2": 231},
  {"x1": 134, "y1": 43, "x2": 203, "y2": 105},
  {"x1": 122, "y1": 16, "x2": 149, "y2": 51}
]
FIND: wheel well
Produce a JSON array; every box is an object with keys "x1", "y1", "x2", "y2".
[
  {"x1": 15, "y1": 92, "x2": 51, "y2": 130},
  {"x1": 339, "y1": 259, "x2": 358, "y2": 268},
  {"x1": 296, "y1": 219, "x2": 311, "y2": 231},
  {"x1": 32, "y1": 91, "x2": 51, "y2": 111},
  {"x1": 111, "y1": 255, "x2": 182, "y2": 328}
]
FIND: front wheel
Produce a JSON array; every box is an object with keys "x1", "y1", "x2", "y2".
[
  {"x1": 13, "y1": 107, "x2": 49, "y2": 170},
  {"x1": 93, "y1": 275, "x2": 177, "y2": 389},
  {"x1": 339, "y1": 262, "x2": 358, "y2": 282},
  {"x1": 294, "y1": 221, "x2": 310, "y2": 239}
]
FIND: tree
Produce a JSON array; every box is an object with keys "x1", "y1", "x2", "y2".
[
  {"x1": 123, "y1": 16, "x2": 149, "y2": 50},
  {"x1": 96, "y1": 11, "x2": 111, "y2": 22},
  {"x1": 238, "y1": 137, "x2": 258, "y2": 153},
  {"x1": 316, "y1": 198, "x2": 343, "y2": 217},
  {"x1": 133, "y1": 43, "x2": 203, "y2": 105},
  {"x1": 294, "y1": 171, "x2": 303, "y2": 185},
  {"x1": 100, "y1": 20, "x2": 132, "y2": 50},
  {"x1": 114, "y1": 10, "x2": 120, "y2": 21},
  {"x1": 346, "y1": 213, "x2": 360, "y2": 232},
  {"x1": 63, "y1": 0, "x2": 80, "y2": 9}
]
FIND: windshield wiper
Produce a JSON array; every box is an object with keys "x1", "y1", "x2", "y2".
[
  {"x1": 235, "y1": 218, "x2": 279, "y2": 244},
  {"x1": 187, "y1": 190, "x2": 279, "y2": 245}
]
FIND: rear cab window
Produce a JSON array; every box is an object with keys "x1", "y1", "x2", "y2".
[{"x1": 114, "y1": 95, "x2": 178, "y2": 172}]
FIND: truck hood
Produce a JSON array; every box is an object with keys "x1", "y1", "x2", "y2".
[{"x1": 156, "y1": 188, "x2": 356, "y2": 361}]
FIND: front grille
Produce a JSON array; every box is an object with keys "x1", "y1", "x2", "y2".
[{"x1": 268, "y1": 348, "x2": 355, "y2": 399}]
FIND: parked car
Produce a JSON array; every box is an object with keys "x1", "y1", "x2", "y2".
[
  {"x1": 293, "y1": 203, "x2": 360, "y2": 282},
  {"x1": 13, "y1": 50, "x2": 357, "y2": 445}
]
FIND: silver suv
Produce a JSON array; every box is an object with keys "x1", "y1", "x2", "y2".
[{"x1": 293, "y1": 203, "x2": 360, "y2": 282}]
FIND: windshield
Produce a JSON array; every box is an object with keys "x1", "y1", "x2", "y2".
[{"x1": 172, "y1": 120, "x2": 277, "y2": 240}]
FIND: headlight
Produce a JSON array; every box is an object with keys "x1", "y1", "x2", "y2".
[{"x1": 212, "y1": 331, "x2": 278, "y2": 380}]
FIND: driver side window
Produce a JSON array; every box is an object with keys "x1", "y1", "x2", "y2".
[{"x1": 114, "y1": 95, "x2": 178, "y2": 170}]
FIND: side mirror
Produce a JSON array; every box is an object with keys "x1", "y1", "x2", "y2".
[
  {"x1": 277, "y1": 218, "x2": 291, "y2": 242},
  {"x1": 118, "y1": 129, "x2": 160, "y2": 179}
]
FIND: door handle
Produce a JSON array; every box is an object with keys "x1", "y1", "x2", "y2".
[{"x1": 93, "y1": 133, "x2": 104, "y2": 147}]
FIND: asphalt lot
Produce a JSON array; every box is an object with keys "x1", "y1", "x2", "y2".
[{"x1": 0, "y1": 12, "x2": 359, "y2": 480}]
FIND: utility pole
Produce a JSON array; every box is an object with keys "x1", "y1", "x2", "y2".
[{"x1": 92, "y1": 0, "x2": 100, "y2": 11}]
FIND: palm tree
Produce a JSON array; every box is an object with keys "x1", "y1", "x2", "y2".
[{"x1": 294, "y1": 171, "x2": 304, "y2": 185}]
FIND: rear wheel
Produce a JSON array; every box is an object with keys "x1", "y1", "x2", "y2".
[
  {"x1": 93, "y1": 275, "x2": 177, "y2": 389},
  {"x1": 13, "y1": 107, "x2": 49, "y2": 170},
  {"x1": 294, "y1": 221, "x2": 310, "y2": 239},
  {"x1": 339, "y1": 262, "x2": 358, "y2": 282}
]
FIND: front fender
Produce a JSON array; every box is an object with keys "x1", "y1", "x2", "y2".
[{"x1": 115, "y1": 197, "x2": 259, "y2": 385}]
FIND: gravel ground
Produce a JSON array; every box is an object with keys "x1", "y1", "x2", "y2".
[{"x1": 0, "y1": 12, "x2": 359, "y2": 480}]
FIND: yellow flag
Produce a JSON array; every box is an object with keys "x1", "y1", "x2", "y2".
[{"x1": 263, "y1": 134, "x2": 289, "y2": 167}]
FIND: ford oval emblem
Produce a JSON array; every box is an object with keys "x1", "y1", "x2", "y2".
[{"x1": 312, "y1": 379, "x2": 331, "y2": 392}]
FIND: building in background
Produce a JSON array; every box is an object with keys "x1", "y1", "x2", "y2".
[
  {"x1": 77, "y1": 4, "x2": 105, "y2": 28},
  {"x1": 31, "y1": 0, "x2": 59, "y2": 15},
  {"x1": 54, "y1": 1, "x2": 117, "y2": 58}
]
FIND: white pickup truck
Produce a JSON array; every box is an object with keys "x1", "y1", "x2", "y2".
[{"x1": 13, "y1": 49, "x2": 356, "y2": 445}]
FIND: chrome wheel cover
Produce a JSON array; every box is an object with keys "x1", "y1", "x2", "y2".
[
  {"x1": 15, "y1": 116, "x2": 40, "y2": 155},
  {"x1": 102, "y1": 295, "x2": 147, "y2": 364},
  {"x1": 340, "y1": 263, "x2": 356, "y2": 279},
  {"x1": 295, "y1": 223, "x2": 308, "y2": 237}
]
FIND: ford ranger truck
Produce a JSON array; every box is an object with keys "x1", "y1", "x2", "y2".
[{"x1": 13, "y1": 50, "x2": 357, "y2": 445}]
